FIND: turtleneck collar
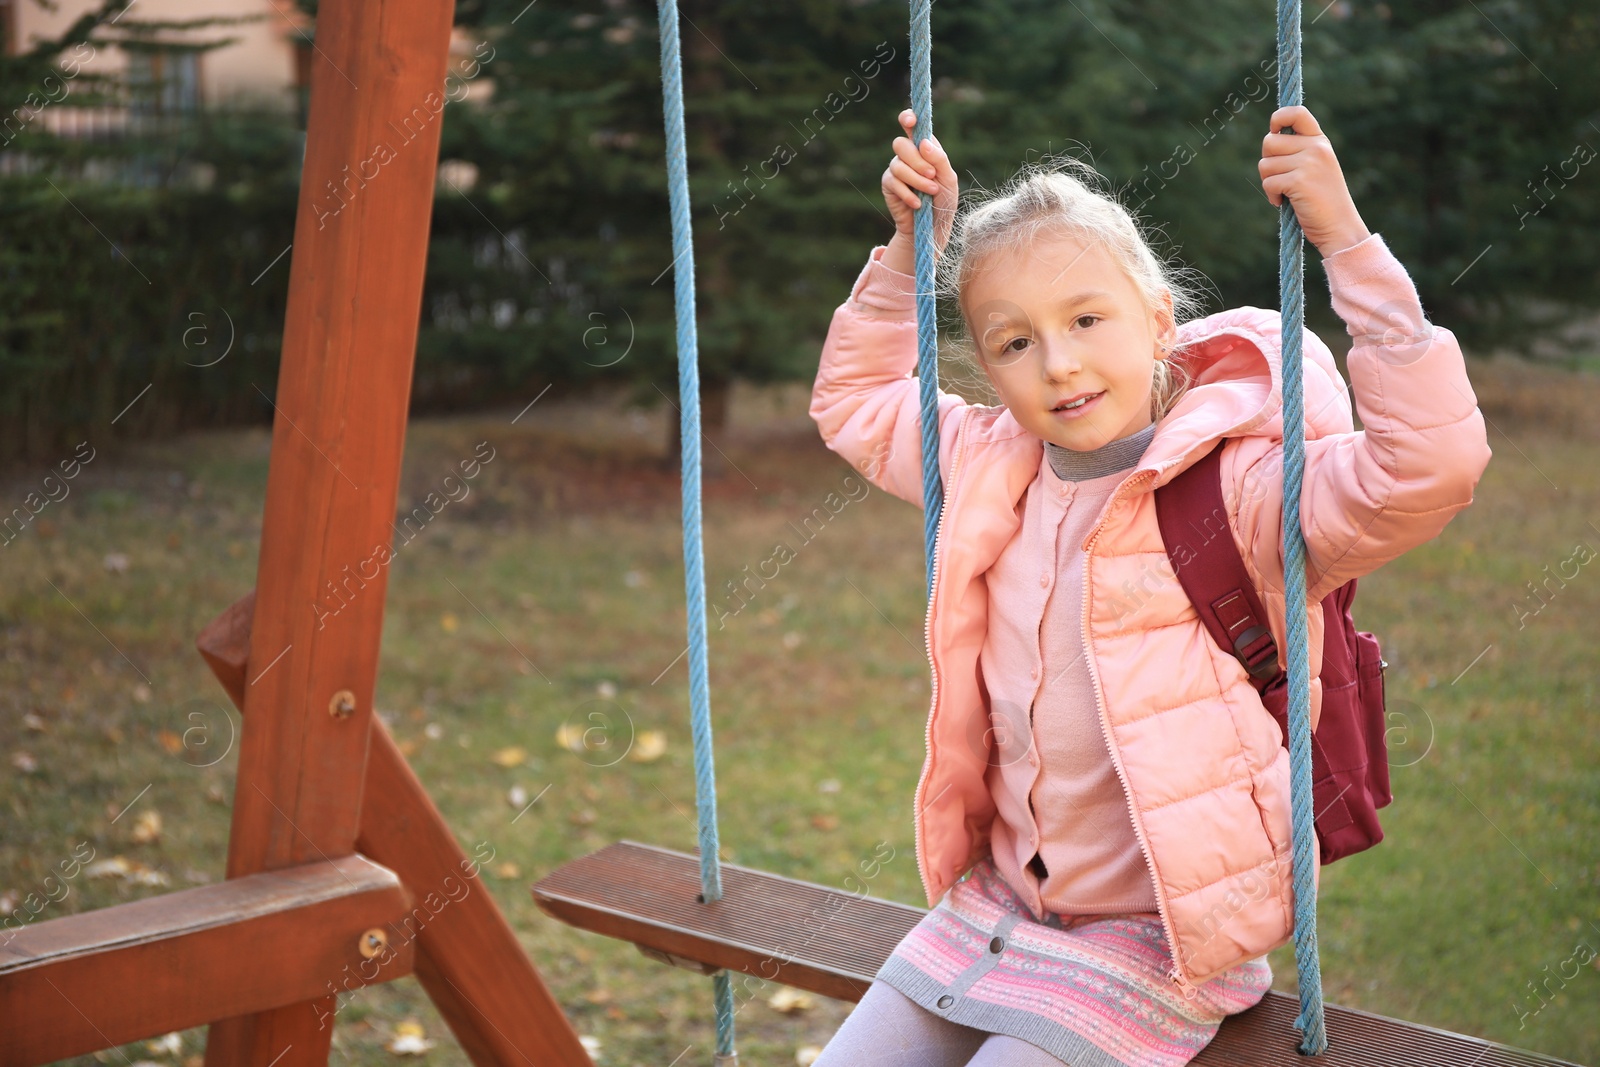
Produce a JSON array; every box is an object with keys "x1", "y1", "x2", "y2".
[{"x1": 1043, "y1": 421, "x2": 1157, "y2": 482}]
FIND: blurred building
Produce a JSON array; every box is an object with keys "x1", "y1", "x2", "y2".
[
  {"x1": 1, "y1": 1, "x2": 489, "y2": 185},
  {"x1": 2, "y1": 0, "x2": 308, "y2": 134}
]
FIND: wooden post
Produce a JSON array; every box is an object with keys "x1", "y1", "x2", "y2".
[
  {"x1": 205, "y1": 0, "x2": 458, "y2": 1059},
  {"x1": 198, "y1": 592, "x2": 598, "y2": 1066}
]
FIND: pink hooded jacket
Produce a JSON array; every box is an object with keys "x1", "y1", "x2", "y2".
[{"x1": 810, "y1": 234, "x2": 1492, "y2": 996}]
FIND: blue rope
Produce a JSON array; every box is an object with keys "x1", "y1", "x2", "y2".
[
  {"x1": 656, "y1": 1, "x2": 737, "y2": 1060},
  {"x1": 1276, "y1": 0, "x2": 1328, "y2": 1053},
  {"x1": 655, "y1": 0, "x2": 1321, "y2": 1058},
  {"x1": 909, "y1": 0, "x2": 945, "y2": 596}
]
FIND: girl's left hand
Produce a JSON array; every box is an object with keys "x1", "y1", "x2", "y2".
[{"x1": 1258, "y1": 105, "x2": 1372, "y2": 256}]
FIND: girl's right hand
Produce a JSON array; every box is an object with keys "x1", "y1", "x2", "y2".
[{"x1": 882, "y1": 109, "x2": 958, "y2": 260}]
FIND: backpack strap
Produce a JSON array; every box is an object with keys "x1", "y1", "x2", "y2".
[
  {"x1": 1154, "y1": 438, "x2": 1370, "y2": 864},
  {"x1": 1152, "y1": 440, "x2": 1281, "y2": 684}
]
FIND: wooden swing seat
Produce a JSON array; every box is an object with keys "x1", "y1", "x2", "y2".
[{"x1": 534, "y1": 842, "x2": 1583, "y2": 1066}]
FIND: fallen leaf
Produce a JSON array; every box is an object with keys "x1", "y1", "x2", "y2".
[
  {"x1": 440, "y1": 612, "x2": 459, "y2": 633},
  {"x1": 145, "y1": 1032, "x2": 182, "y2": 1056},
  {"x1": 810, "y1": 813, "x2": 839, "y2": 832},
  {"x1": 782, "y1": 631, "x2": 803, "y2": 650},
  {"x1": 628, "y1": 730, "x2": 667, "y2": 763},
  {"x1": 132, "y1": 684, "x2": 152, "y2": 704},
  {"x1": 596, "y1": 680, "x2": 618, "y2": 699},
  {"x1": 397, "y1": 738, "x2": 420, "y2": 758},
  {"x1": 206, "y1": 782, "x2": 227, "y2": 804},
  {"x1": 11, "y1": 752, "x2": 37, "y2": 774},
  {"x1": 22, "y1": 712, "x2": 46, "y2": 733},
  {"x1": 131, "y1": 810, "x2": 162, "y2": 845},
  {"x1": 508, "y1": 785, "x2": 529, "y2": 808},
  {"x1": 103, "y1": 725, "x2": 124, "y2": 744},
  {"x1": 768, "y1": 988, "x2": 815, "y2": 1014},
  {"x1": 493, "y1": 861, "x2": 521, "y2": 879},
  {"x1": 554, "y1": 722, "x2": 585, "y2": 754},
  {"x1": 605, "y1": 1005, "x2": 625, "y2": 1020},
  {"x1": 491, "y1": 745, "x2": 528, "y2": 768},
  {"x1": 103, "y1": 552, "x2": 130, "y2": 574},
  {"x1": 85, "y1": 856, "x2": 172, "y2": 887},
  {"x1": 796, "y1": 1046, "x2": 823, "y2": 1066},
  {"x1": 817, "y1": 778, "x2": 841, "y2": 794},
  {"x1": 157, "y1": 730, "x2": 183, "y2": 756},
  {"x1": 424, "y1": 722, "x2": 444, "y2": 740},
  {"x1": 386, "y1": 1020, "x2": 435, "y2": 1056},
  {"x1": 584, "y1": 987, "x2": 612, "y2": 1004},
  {"x1": 86, "y1": 857, "x2": 131, "y2": 879},
  {"x1": 568, "y1": 807, "x2": 597, "y2": 827}
]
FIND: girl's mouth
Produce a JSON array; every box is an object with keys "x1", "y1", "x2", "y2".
[{"x1": 1052, "y1": 392, "x2": 1104, "y2": 419}]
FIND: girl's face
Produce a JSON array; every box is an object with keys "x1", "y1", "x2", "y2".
[{"x1": 960, "y1": 229, "x2": 1175, "y2": 451}]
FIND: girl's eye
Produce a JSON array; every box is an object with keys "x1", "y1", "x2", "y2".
[
  {"x1": 1075, "y1": 315, "x2": 1099, "y2": 329},
  {"x1": 1003, "y1": 336, "x2": 1030, "y2": 353}
]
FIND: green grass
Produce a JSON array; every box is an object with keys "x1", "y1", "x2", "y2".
[{"x1": 1, "y1": 372, "x2": 1596, "y2": 1066}]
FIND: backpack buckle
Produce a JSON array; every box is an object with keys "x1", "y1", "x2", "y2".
[{"x1": 1232, "y1": 624, "x2": 1278, "y2": 682}]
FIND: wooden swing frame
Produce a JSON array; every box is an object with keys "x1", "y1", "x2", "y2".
[{"x1": 0, "y1": 1, "x2": 591, "y2": 1063}]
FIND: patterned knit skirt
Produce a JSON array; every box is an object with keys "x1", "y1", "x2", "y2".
[{"x1": 873, "y1": 855, "x2": 1274, "y2": 1067}]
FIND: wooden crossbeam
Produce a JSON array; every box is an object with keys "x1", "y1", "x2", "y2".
[
  {"x1": 534, "y1": 842, "x2": 1587, "y2": 1067},
  {"x1": 0, "y1": 854, "x2": 411, "y2": 1066},
  {"x1": 198, "y1": 592, "x2": 594, "y2": 1066}
]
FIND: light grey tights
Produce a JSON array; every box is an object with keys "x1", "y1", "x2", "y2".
[{"x1": 811, "y1": 981, "x2": 1070, "y2": 1067}]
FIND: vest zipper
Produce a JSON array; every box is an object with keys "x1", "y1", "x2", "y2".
[
  {"x1": 915, "y1": 406, "x2": 975, "y2": 900},
  {"x1": 1080, "y1": 464, "x2": 1205, "y2": 1000}
]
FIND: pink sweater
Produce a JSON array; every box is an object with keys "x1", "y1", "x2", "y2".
[
  {"x1": 855, "y1": 232, "x2": 1430, "y2": 923},
  {"x1": 982, "y1": 453, "x2": 1161, "y2": 920}
]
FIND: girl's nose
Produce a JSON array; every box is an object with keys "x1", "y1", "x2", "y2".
[{"x1": 1038, "y1": 335, "x2": 1082, "y2": 381}]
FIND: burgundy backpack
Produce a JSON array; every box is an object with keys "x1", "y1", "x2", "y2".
[{"x1": 1152, "y1": 439, "x2": 1393, "y2": 865}]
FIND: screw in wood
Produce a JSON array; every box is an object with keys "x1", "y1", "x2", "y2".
[
  {"x1": 329, "y1": 689, "x2": 357, "y2": 719},
  {"x1": 358, "y1": 927, "x2": 389, "y2": 959}
]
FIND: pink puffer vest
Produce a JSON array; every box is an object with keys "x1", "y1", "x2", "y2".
[{"x1": 811, "y1": 242, "x2": 1491, "y2": 995}]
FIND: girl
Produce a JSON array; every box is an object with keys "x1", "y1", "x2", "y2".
[{"x1": 807, "y1": 106, "x2": 1491, "y2": 1067}]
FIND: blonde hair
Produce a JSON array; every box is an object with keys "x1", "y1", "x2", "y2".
[{"x1": 935, "y1": 155, "x2": 1212, "y2": 423}]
